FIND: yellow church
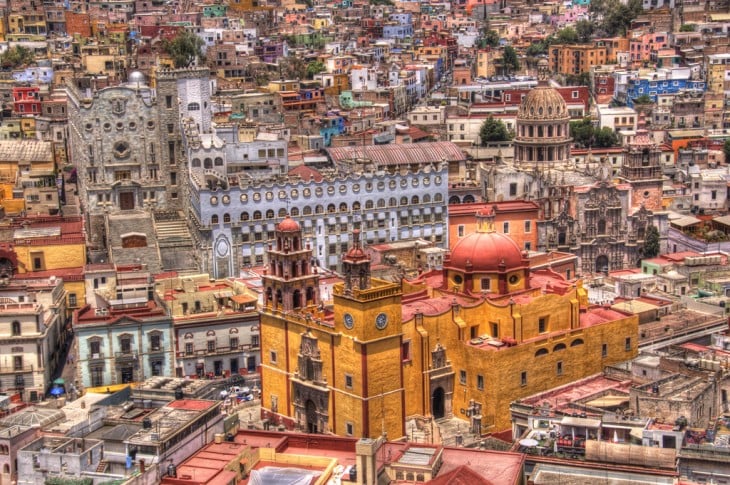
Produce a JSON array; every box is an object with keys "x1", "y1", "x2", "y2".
[{"x1": 260, "y1": 213, "x2": 638, "y2": 438}]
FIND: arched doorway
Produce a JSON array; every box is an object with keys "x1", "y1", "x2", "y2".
[
  {"x1": 431, "y1": 387, "x2": 445, "y2": 419},
  {"x1": 305, "y1": 399, "x2": 318, "y2": 433},
  {"x1": 595, "y1": 254, "x2": 609, "y2": 274}
]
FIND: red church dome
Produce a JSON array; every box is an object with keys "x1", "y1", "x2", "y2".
[
  {"x1": 448, "y1": 231, "x2": 525, "y2": 273},
  {"x1": 277, "y1": 216, "x2": 300, "y2": 232}
]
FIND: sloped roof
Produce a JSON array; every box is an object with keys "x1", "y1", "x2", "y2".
[
  {"x1": 428, "y1": 465, "x2": 495, "y2": 485},
  {"x1": 326, "y1": 141, "x2": 465, "y2": 167}
]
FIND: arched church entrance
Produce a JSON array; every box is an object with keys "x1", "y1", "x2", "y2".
[
  {"x1": 596, "y1": 254, "x2": 609, "y2": 274},
  {"x1": 432, "y1": 387, "x2": 445, "y2": 419}
]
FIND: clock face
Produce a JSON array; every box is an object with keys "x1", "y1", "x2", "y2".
[
  {"x1": 375, "y1": 312, "x2": 388, "y2": 330},
  {"x1": 343, "y1": 313, "x2": 354, "y2": 330}
]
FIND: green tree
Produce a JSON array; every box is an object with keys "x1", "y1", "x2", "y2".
[
  {"x1": 526, "y1": 41, "x2": 548, "y2": 56},
  {"x1": 482, "y1": 29, "x2": 501, "y2": 48},
  {"x1": 278, "y1": 56, "x2": 307, "y2": 80},
  {"x1": 724, "y1": 138, "x2": 730, "y2": 163},
  {"x1": 305, "y1": 60, "x2": 325, "y2": 79},
  {"x1": 642, "y1": 225, "x2": 661, "y2": 259},
  {"x1": 479, "y1": 116, "x2": 511, "y2": 144},
  {"x1": 162, "y1": 29, "x2": 204, "y2": 68},
  {"x1": 591, "y1": 0, "x2": 642, "y2": 36},
  {"x1": 594, "y1": 127, "x2": 619, "y2": 147},
  {"x1": 575, "y1": 20, "x2": 595, "y2": 43},
  {"x1": 570, "y1": 118, "x2": 595, "y2": 147},
  {"x1": 633, "y1": 94, "x2": 653, "y2": 105},
  {"x1": 0, "y1": 45, "x2": 34, "y2": 69},
  {"x1": 679, "y1": 24, "x2": 696, "y2": 32},
  {"x1": 501, "y1": 45, "x2": 520, "y2": 74},
  {"x1": 555, "y1": 27, "x2": 579, "y2": 44},
  {"x1": 565, "y1": 72, "x2": 591, "y2": 86}
]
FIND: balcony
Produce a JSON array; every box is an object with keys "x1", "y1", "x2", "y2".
[
  {"x1": 0, "y1": 365, "x2": 35, "y2": 375},
  {"x1": 89, "y1": 352, "x2": 104, "y2": 361},
  {"x1": 176, "y1": 343, "x2": 258, "y2": 359},
  {"x1": 114, "y1": 350, "x2": 138, "y2": 361},
  {"x1": 147, "y1": 347, "x2": 165, "y2": 355}
]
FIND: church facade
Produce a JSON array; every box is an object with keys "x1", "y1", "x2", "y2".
[{"x1": 259, "y1": 213, "x2": 639, "y2": 436}]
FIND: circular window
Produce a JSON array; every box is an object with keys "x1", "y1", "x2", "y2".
[
  {"x1": 147, "y1": 121, "x2": 155, "y2": 130},
  {"x1": 509, "y1": 275, "x2": 519, "y2": 285},
  {"x1": 303, "y1": 188, "x2": 311, "y2": 197},
  {"x1": 339, "y1": 185, "x2": 347, "y2": 194},
  {"x1": 103, "y1": 123, "x2": 111, "y2": 131},
  {"x1": 435, "y1": 176, "x2": 442, "y2": 184},
  {"x1": 365, "y1": 183, "x2": 373, "y2": 191},
  {"x1": 643, "y1": 190, "x2": 650, "y2": 197},
  {"x1": 454, "y1": 275, "x2": 463, "y2": 284},
  {"x1": 389, "y1": 180, "x2": 397, "y2": 189},
  {"x1": 278, "y1": 190, "x2": 287, "y2": 200},
  {"x1": 412, "y1": 178, "x2": 419, "y2": 187},
  {"x1": 129, "y1": 122, "x2": 137, "y2": 130},
  {"x1": 85, "y1": 123, "x2": 92, "y2": 131},
  {"x1": 424, "y1": 177, "x2": 430, "y2": 186},
  {"x1": 112, "y1": 141, "x2": 131, "y2": 159},
  {"x1": 210, "y1": 196, "x2": 218, "y2": 206},
  {"x1": 327, "y1": 186, "x2": 335, "y2": 195},
  {"x1": 240, "y1": 194, "x2": 248, "y2": 202},
  {"x1": 265, "y1": 192, "x2": 273, "y2": 201},
  {"x1": 315, "y1": 187, "x2": 323, "y2": 197},
  {"x1": 116, "y1": 122, "x2": 124, "y2": 130},
  {"x1": 400, "y1": 179, "x2": 407, "y2": 188},
  {"x1": 222, "y1": 195, "x2": 230, "y2": 204},
  {"x1": 353, "y1": 184, "x2": 360, "y2": 193},
  {"x1": 253, "y1": 193, "x2": 261, "y2": 201},
  {"x1": 290, "y1": 189, "x2": 298, "y2": 199},
  {"x1": 377, "y1": 181, "x2": 385, "y2": 191}
]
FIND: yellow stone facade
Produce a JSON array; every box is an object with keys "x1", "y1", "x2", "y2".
[{"x1": 261, "y1": 216, "x2": 639, "y2": 436}]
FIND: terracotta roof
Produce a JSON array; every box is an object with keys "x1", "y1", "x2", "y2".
[
  {"x1": 288, "y1": 164, "x2": 323, "y2": 182},
  {"x1": 326, "y1": 141, "x2": 465, "y2": 166},
  {"x1": 428, "y1": 465, "x2": 495, "y2": 485}
]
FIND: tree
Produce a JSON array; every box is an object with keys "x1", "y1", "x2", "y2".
[
  {"x1": 305, "y1": 60, "x2": 325, "y2": 79},
  {"x1": 724, "y1": 138, "x2": 730, "y2": 164},
  {"x1": 482, "y1": 29, "x2": 501, "y2": 48},
  {"x1": 570, "y1": 118, "x2": 595, "y2": 147},
  {"x1": 0, "y1": 46, "x2": 34, "y2": 69},
  {"x1": 501, "y1": 46, "x2": 520, "y2": 74},
  {"x1": 594, "y1": 127, "x2": 619, "y2": 147},
  {"x1": 679, "y1": 24, "x2": 696, "y2": 32},
  {"x1": 479, "y1": 117, "x2": 511, "y2": 144},
  {"x1": 555, "y1": 27, "x2": 579, "y2": 44},
  {"x1": 590, "y1": 0, "x2": 642, "y2": 36},
  {"x1": 162, "y1": 30, "x2": 204, "y2": 68},
  {"x1": 575, "y1": 19, "x2": 595, "y2": 43},
  {"x1": 565, "y1": 72, "x2": 591, "y2": 86},
  {"x1": 633, "y1": 94, "x2": 653, "y2": 105},
  {"x1": 278, "y1": 56, "x2": 307, "y2": 80},
  {"x1": 642, "y1": 225, "x2": 660, "y2": 259}
]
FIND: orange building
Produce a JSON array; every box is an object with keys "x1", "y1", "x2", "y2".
[
  {"x1": 448, "y1": 201, "x2": 540, "y2": 253},
  {"x1": 550, "y1": 43, "x2": 608, "y2": 76}
]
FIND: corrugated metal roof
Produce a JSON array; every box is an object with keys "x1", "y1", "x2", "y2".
[
  {"x1": 326, "y1": 141, "x2": 465, "y2": 166},
  {"x1": 0, "y1": 140, "x2": 54, "y2": 163}
]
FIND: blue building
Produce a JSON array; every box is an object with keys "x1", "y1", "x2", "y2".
[
  {"x1": 625, "y1": 68, "x2": 706, "y2": 107},
  {"x1": 319, "y1": 114, "x2": 346, "y2": 146}
]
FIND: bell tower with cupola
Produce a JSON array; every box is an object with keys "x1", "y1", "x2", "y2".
[{"x1": 261, "y1": 215, "x2": 320, "y2": 312}]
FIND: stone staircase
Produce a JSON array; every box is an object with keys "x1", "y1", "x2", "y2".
[
  {"x1": 154, "y1": 212, "x2": 199, "y2": 272},
  {"x1": 96, "y1": 460, "x2": 109, "y2": 473}
]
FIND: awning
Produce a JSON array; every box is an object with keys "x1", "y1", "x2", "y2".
[
  {"x1": 378, "y1": 230, "x2": 387, "y2": 238},
  {"x1": 254, "y1": 224, "x2": 263, "y2": 233},
  {"x1": 214, "y1": 290, "x2": 234, "y2": 298},
  {"x1": 340, "y1": 215, "x2": 349, "y2": 223},
  {"x1": 435, "y1": 226, "x2": 444, "y2": 235},
  {"x1": 378, "y1": 212, "x2": 386, "y2": 220},
  {"x1": 423, "y1": 207, "x2": 432, "y2": 215},
  {"x1": 671, "y1": 215, "x2": 701, "y2": 227},
  {"x1": 266, "y1": 223, "x2": 275, "y2": 231},
  {"x1": 365, "y1": 213, "x2": 375, "y2": 221},
  {"x1": 400, "y1": 210, "x2": 409, "y2": 217},
  {"x1": 231, "y1": 294, "x2": 257, "y2": 304},
  {"x1": 561, "y1": 416, "x2": 601, "y2": 428},
  {"x1": 327, "y1": 217, "x2": 336, "y2": 225},
  {"x1": 304, "y1": 219, "x2": 313, "y2": 227},
  {"x1": 434, "y1": 206, "x2": 443, "y2": 213}
]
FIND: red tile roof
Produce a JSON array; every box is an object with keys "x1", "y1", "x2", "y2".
[{"x1": 428, "y1": 464, "x2": 495, "y2": 485}]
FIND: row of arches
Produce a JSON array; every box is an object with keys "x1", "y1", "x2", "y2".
[
  {"x1": 208, "y1": 195, "x2": 444, "y2": 224},
  {"x1": 192, "y1": 157, "x2": 224, "y2": 168},
  {"x1": 518, "y1": 123, "x2": 567, "y2": 139},
  {"x1": 535, "y1": 339, "x2": 583, "y2": 357},
  {"x1": 264, "y1": 286, "x2": 316, "y2": 310}
]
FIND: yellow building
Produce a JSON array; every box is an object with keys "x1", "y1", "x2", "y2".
[
  {"x1": 3, "y1": 215, "x2": 87, "y2": 319},
  {"x1": 261, "y1": 214, "x2": 638, "y2": 436}
]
